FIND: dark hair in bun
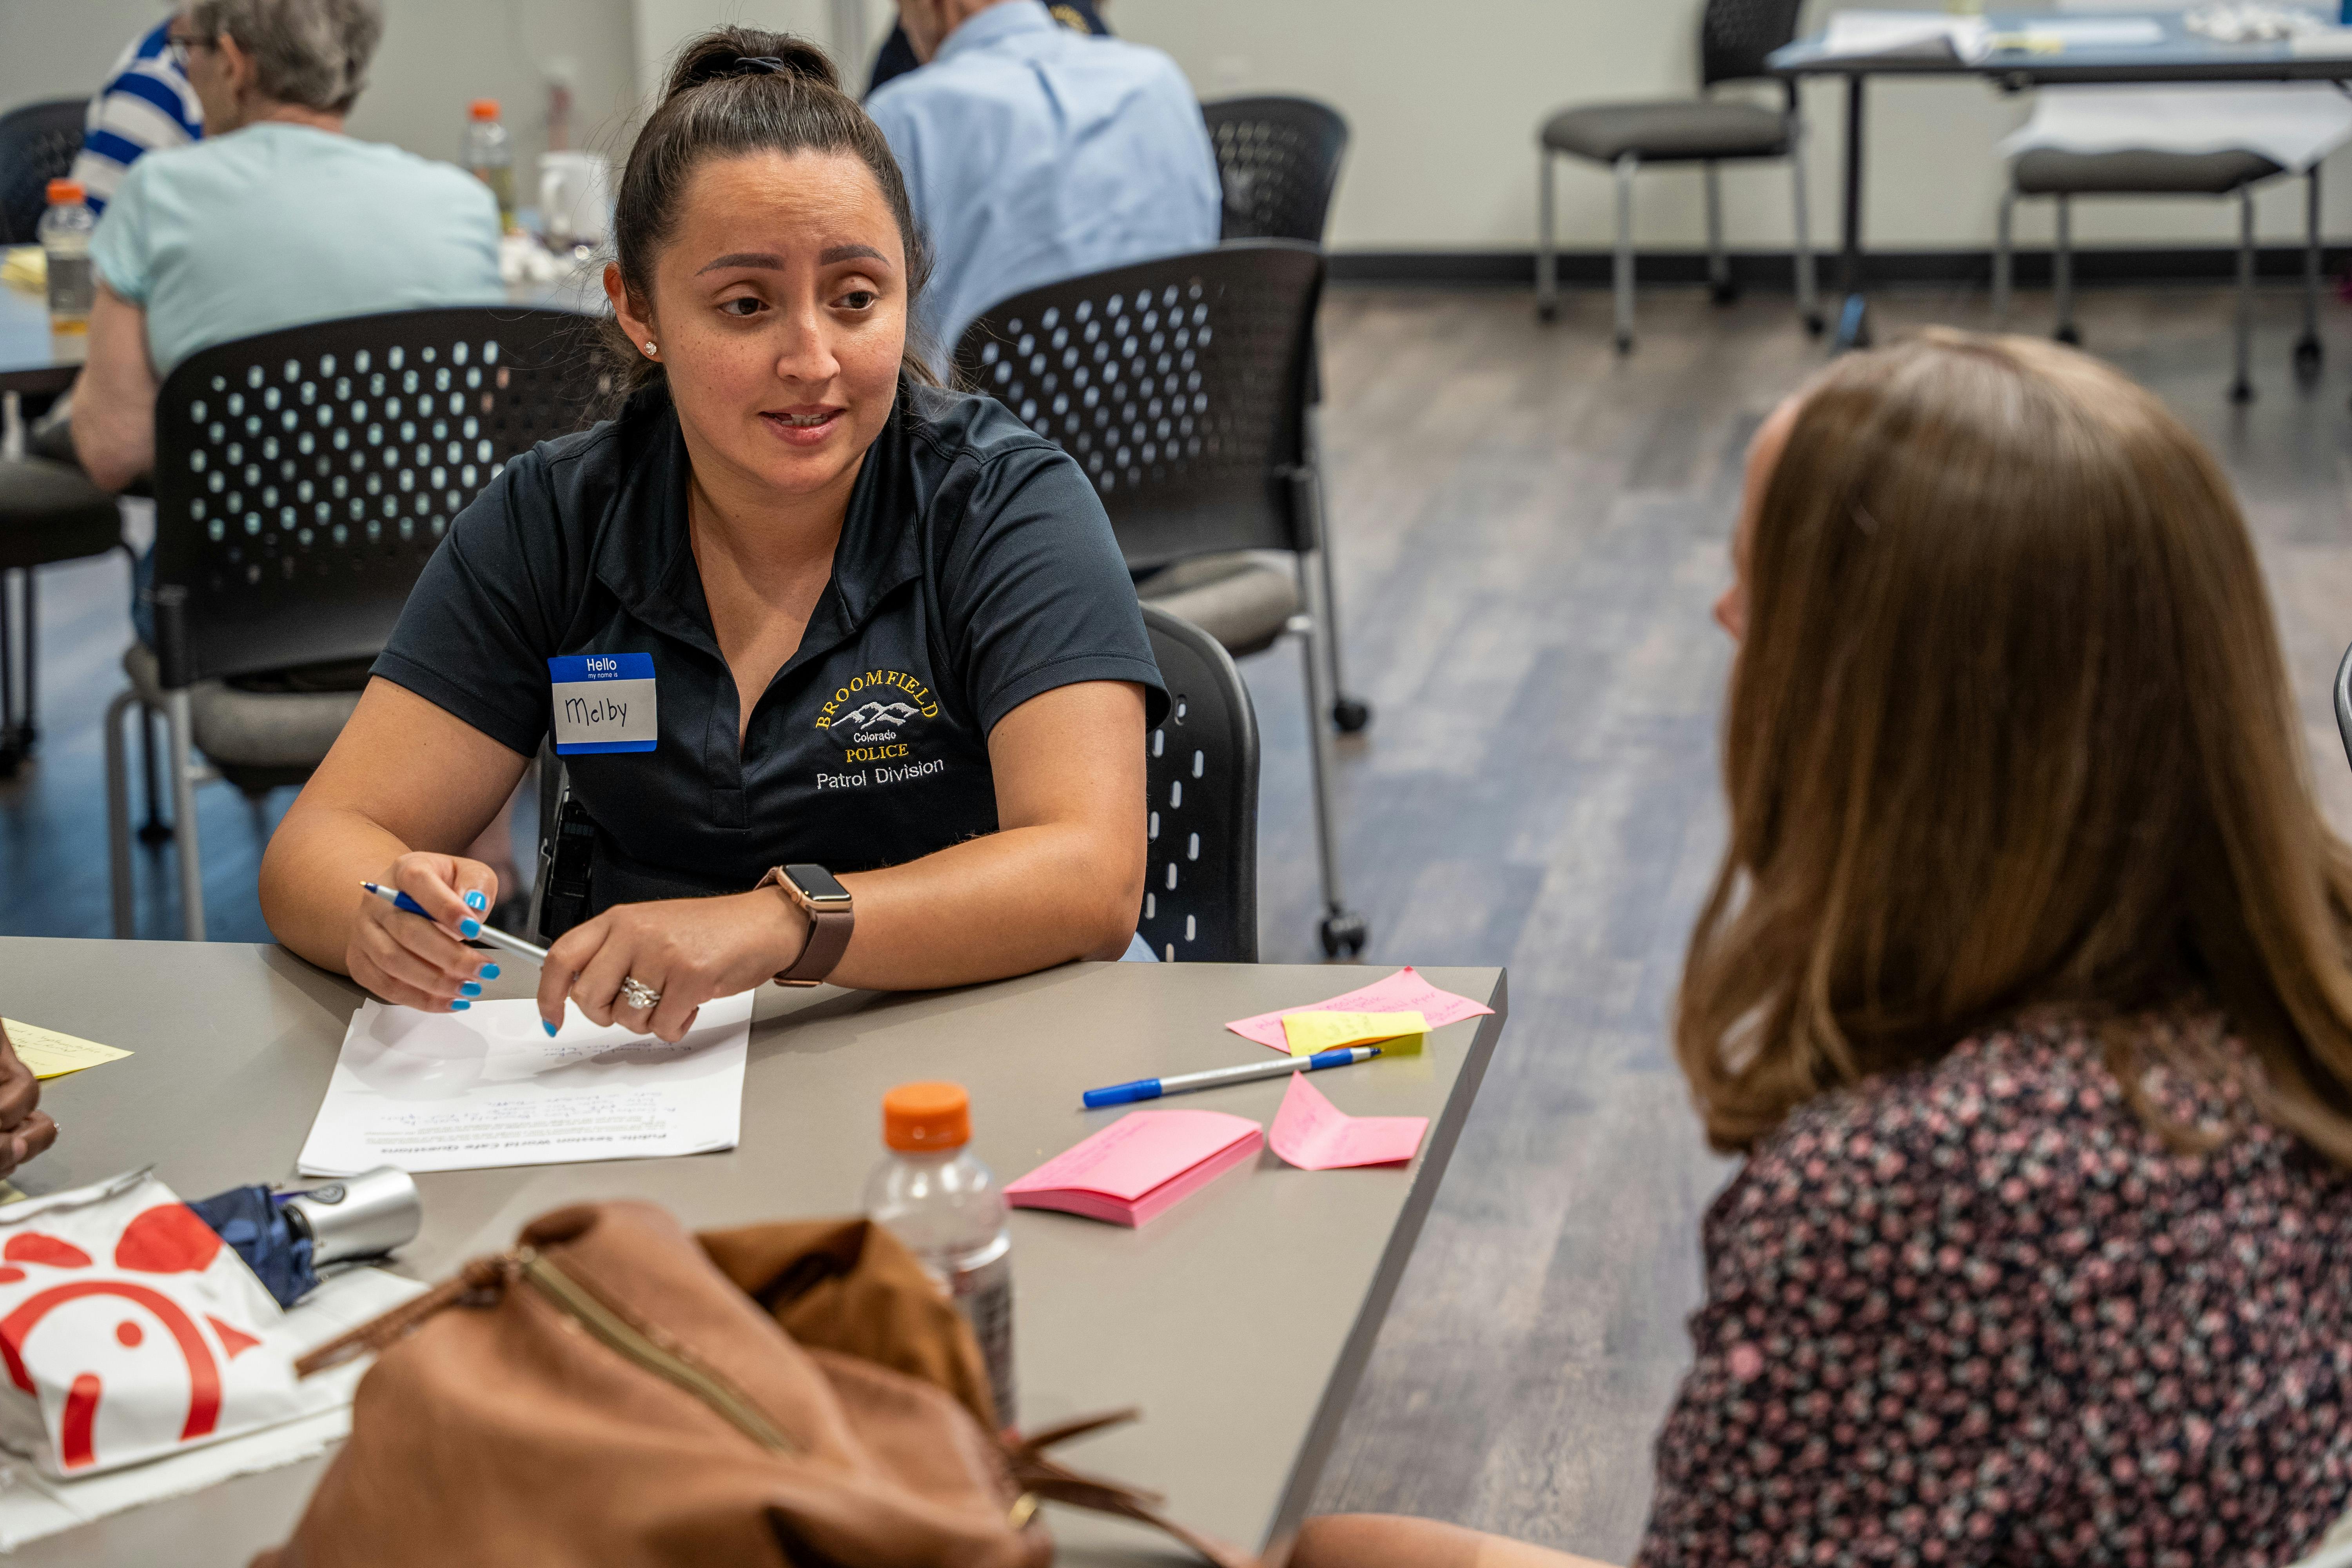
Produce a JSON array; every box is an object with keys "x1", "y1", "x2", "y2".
[{"x1": 602, "y1": 26, "x2": 934, "y2": 397}]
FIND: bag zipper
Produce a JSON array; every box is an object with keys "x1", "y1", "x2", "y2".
[{"x1": 514, "y1": 1247, "x2": 800, "y2": 1455}]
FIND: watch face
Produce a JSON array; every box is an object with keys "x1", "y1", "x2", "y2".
[{"x1": 786, "y1": 864, "x2": 850, "y2": 903}]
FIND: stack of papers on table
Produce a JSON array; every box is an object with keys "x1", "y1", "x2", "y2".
[
  {"x1": 1006, "y1": 1111, "x2": 1261, "y2": 1227},
  {"x1": 297, "y1": 993, "x2": 754, "y2": 1176},
  {"x1": 1822, "y1": 10, "x2": 1993, "y2": 61}
]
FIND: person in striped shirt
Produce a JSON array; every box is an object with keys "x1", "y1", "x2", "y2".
[{"x1": 69, "y1": 15, "x2": 206, "y2": 215}]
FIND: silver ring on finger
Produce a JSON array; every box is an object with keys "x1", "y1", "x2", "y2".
[{"x1": 619, "y1": 976, "x2": 662, "y2": 1011}]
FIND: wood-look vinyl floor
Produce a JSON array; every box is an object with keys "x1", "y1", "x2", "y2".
[{"x1": 5, "y1": 281, "x2": 2351, "y2": 1561}]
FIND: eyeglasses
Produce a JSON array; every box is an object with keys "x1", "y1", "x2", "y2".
[{"x1": 163, "y1": 31, "x2": 216, "y2": 69}]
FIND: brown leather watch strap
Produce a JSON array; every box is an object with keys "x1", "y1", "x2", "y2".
[{"x1": 761, "y1": 866, "x2": 853, "y2": 987}]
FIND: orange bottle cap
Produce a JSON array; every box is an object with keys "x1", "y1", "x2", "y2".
[
  {"x1": 45, "y1": 180, "x2": 83, "y2": 206},
  {"x1": 469, "y1": 99, "x2": 499, "y2": 120},
  {"x1": 883, "y1": 1082, "x2": 970, "y2": 1152}
]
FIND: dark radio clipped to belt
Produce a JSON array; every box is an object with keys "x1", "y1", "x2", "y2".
[{"x1": 534, "y1": 762, "x2": 599, "y2": 944}]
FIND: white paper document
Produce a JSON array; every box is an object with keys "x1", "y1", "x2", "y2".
[
  {"x1": 296, "y1": 993, "x2": 755, "y2": 1176},
  {"x1": 1822, "y1": 10, "x2": 1993, "y2": 62}
]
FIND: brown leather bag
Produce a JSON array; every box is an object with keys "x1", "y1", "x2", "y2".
[{"x1": 255, "y1": 1201, "x2": 1259, "y2": 1568}]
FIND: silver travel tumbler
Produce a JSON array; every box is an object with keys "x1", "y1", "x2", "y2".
[{"x1": 282, "y1": 1166, "x2": 422, "y2": 1264}]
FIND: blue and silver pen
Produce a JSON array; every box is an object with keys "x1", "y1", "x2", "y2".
[
  {"x1": 1082, "y1": 1045, "x2": 1383, "y2": 1109},
  {"x1": 358, "y1": 882, "x2": 550, "y2": 965}
]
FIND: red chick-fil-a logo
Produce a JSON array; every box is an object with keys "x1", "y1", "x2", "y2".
[{"x1": 0, "y1": 1205, "x2": 256, "y2": 1469}]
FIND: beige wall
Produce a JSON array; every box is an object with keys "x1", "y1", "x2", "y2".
[
  {"x1": 9, "y1": 0, "x2": 2343, "y2": 255},
  {"x1": 1112, "y1": 0, "x2": 2352, "y2": 254},
  {"x1": 0, "y1": 0, "x2": 640, "y2": 204}
]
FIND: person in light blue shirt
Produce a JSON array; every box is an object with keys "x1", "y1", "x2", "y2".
[
  {"x1": 866, "y1": 0, "x2": 1220, "y2": 367},
  {"x1": 70, "y1": 14, "x2": 207, "y2": 215},
  {"x1": 73, "y1": 0, "x2": 503, "y2": 499}
]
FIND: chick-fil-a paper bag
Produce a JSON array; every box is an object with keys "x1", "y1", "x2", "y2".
[{"x1": 0, "y1": 1169, "x2": 301, "y2": 1476}]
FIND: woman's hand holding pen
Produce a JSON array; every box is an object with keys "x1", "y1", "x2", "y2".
[
  {"x1": 348, "y1": 852, "x2": 503, "y2": 1013},
  {"x1": 538, "y1": 891, "x2": 810, "y2": 1044}
]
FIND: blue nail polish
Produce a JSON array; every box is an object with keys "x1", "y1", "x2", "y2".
[
  {"x1": 460, "y1": 981, "x2": 483, "y2": 997},
  {"x1": 465, "y1": 890, "x2": 487, "y2": 912},
  {"x1": 481, "y1": 964, "x2": 501, "y2": 980},
  {"x1": 460, "y1": 917, "x2": 482, "y2": 938},
  {"x1": 542, "y1": 1019, "x2": 559, "y2": 1037},
  {"x1": 450, "y1": 999, "x2": 472, "y2": 1011}
]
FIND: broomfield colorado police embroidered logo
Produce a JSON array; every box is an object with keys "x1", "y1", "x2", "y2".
[{"x1": 815, "y1": 670, "x2": 947, "y2": 789}]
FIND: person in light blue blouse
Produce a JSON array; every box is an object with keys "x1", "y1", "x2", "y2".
[
  {"x1": 68, "y1": 0, "x2": 504, "y2": 641},
  {"x1": 75, "y1": 0, "x2": 501, "y2": 496},
  {"x1": 866, "y1": 0, "x2": 1221, "y2": 368}
]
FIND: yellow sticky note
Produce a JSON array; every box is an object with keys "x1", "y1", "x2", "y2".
[
  {"x1": 2, "y1": 1020, "x2": 134, "y2": 1080},
  {"x1": 1282, "y1": 1010, "x2": 1428, "y2": 1057}
]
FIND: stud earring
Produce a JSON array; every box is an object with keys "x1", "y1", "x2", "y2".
[{"x1": 643, "y1": 341, "x2": 657, "y2": 356}]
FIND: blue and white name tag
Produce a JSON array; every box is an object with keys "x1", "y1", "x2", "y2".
[{"x1": 549, "y1": 653, "x2": 657, "y2": 754}]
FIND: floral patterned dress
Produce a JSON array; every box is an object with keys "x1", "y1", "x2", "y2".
[{"x1": 1638, "y1": 1010, "x2": 2352, "y2": 1567}]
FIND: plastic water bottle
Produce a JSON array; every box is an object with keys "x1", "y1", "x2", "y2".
[
  {"x1": 36, "y1": 180, "x2": 94, "y2": 336},
  {"x1": 463, "y1": 99, "x2": 515, "y2": 232},
  {"x1": 862, "y1": 1082, "x2": 1016, "y2": 1428}
]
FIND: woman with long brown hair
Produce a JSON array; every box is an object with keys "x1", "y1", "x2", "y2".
[{"x1": 1296, "y1": 330, "x2": 2352, "y2": 1566}]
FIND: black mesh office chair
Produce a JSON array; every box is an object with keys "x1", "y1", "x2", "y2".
[
  {"x1": 1535, "y1": 0, "x2": 1821, "y2": 351},
  {"x1": 0, "y1": 99, "x2": 85, "y2": 244},
  {"x1": 106, "y1": 306, "x2": 602, "y2": 939},
  {"x1": 1139, "y1": 604, "x2": 1258, "y2": 962},
  {"x1": 1200, "y1": 94, "x2": 1371, "y2": 740},
  {"x1": 953, "y1": 241, "x2": 1367, "y2": 957},
  {"x1": 1204, "y1": 96, "x2": 1349, "y2": 244}
]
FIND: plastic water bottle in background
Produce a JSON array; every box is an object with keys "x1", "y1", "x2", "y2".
[
  {"x1": 37, "y1": 180, "x2": 94, "y2": 336},
  {"x1": 464, "y1": 99, "x2": 515, "y2": 232},
  {"x1": 862, "y1": 1082, "x2": 1016, "y2": 1428}
]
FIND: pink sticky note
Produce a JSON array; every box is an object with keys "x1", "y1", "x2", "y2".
[
  {"x1": 1005, "y1": 1110, "x2": 1262, "y2": 1227},
  {"x1": 1227, "y1": 967, "x2": 1495, "y2": 1054},
  {"x1": 1269, "y1": 1073, "x2": 1427, "y2": 1171}
]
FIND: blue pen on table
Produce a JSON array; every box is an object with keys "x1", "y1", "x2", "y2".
[
  {"x1": 1082, "y1": 1045, "x2": 1383, "y2": 1109},
  {"x1": 358, "y1": 882, "x2": 551, "y2": 967}
]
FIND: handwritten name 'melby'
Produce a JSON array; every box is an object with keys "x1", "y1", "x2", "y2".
[{"x1": 563, "y1": 693, "x2": 628, "y2": 728}]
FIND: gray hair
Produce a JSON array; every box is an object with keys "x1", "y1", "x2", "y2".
[{"x1": 185, "y1": 0, "x2": 383, "y2": 114}]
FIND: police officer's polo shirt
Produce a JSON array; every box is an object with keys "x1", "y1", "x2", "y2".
[{"x1": 373, "y1": 380, "x2": 1167, "y2": 911}]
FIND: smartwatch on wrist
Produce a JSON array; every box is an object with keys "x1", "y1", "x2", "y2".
[{"x1": 758, "y1": 864, "x2": 854, "y2": 987}]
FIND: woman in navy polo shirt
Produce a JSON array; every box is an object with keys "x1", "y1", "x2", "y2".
[{"x1": 260, "y1": 28, "x2": 1164, "y2": 1043}]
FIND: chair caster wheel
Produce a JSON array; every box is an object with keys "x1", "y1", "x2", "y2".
[
  {"x1": 1803, "y1": 312, "x2": 1826, "y2": 338},
  {"x1": 2054, "y1": 324, "x2": 2082, "y2": 347},
  {"x1": 1709, "y1": 281, "x2": 1740, "y2": 307},
  {"x1": 1536, "y1": 301, "x2": 1559, "y2": 323},
  {"x1": 1332, "y1": 696, "x2": 1372, "y2": 734},
  {"x1": 1613, "y1": 333, "x2": 1635, "y2": 356},
  {"x1": 2230, "y1": 377, "x2": 2256, "y2": 406},
  {"x1": 2295, "y1": 336, "x2": 2324, "y2": 382},
  {"x1": 1319, "y1": 912, "x2": 1369, "y2": 959}
]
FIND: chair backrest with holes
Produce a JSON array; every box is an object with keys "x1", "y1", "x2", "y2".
[
  {"x1": 1201, "y1": 97, "x2": 1349, "y2": 245},
  {"x1": 0, "y1": 99, "x2": 85, "y2": 245},
  {"x1": 150, "y1": 307, "x2": 603, "y2": 685},
  {"x1": 1701, "y1": 0, "x2": 1806, "y2": 87},
  {"x1": 951, "y1": 241, "x2": 1324, "y2": 572},
  {"x1": 1139, "y1": 604, "x2": 1258, "y2": 962}
]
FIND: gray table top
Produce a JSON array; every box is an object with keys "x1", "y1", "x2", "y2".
[
  {"x1": 1773, "y1": 10, "x2": 2352, "y2": 83},
  {"x1": 0, "y1": 283, "x2": 80, "y2": 398},
  {"x1": 0, "y1": 937, "x2": 1507, "y2": 1565}
]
